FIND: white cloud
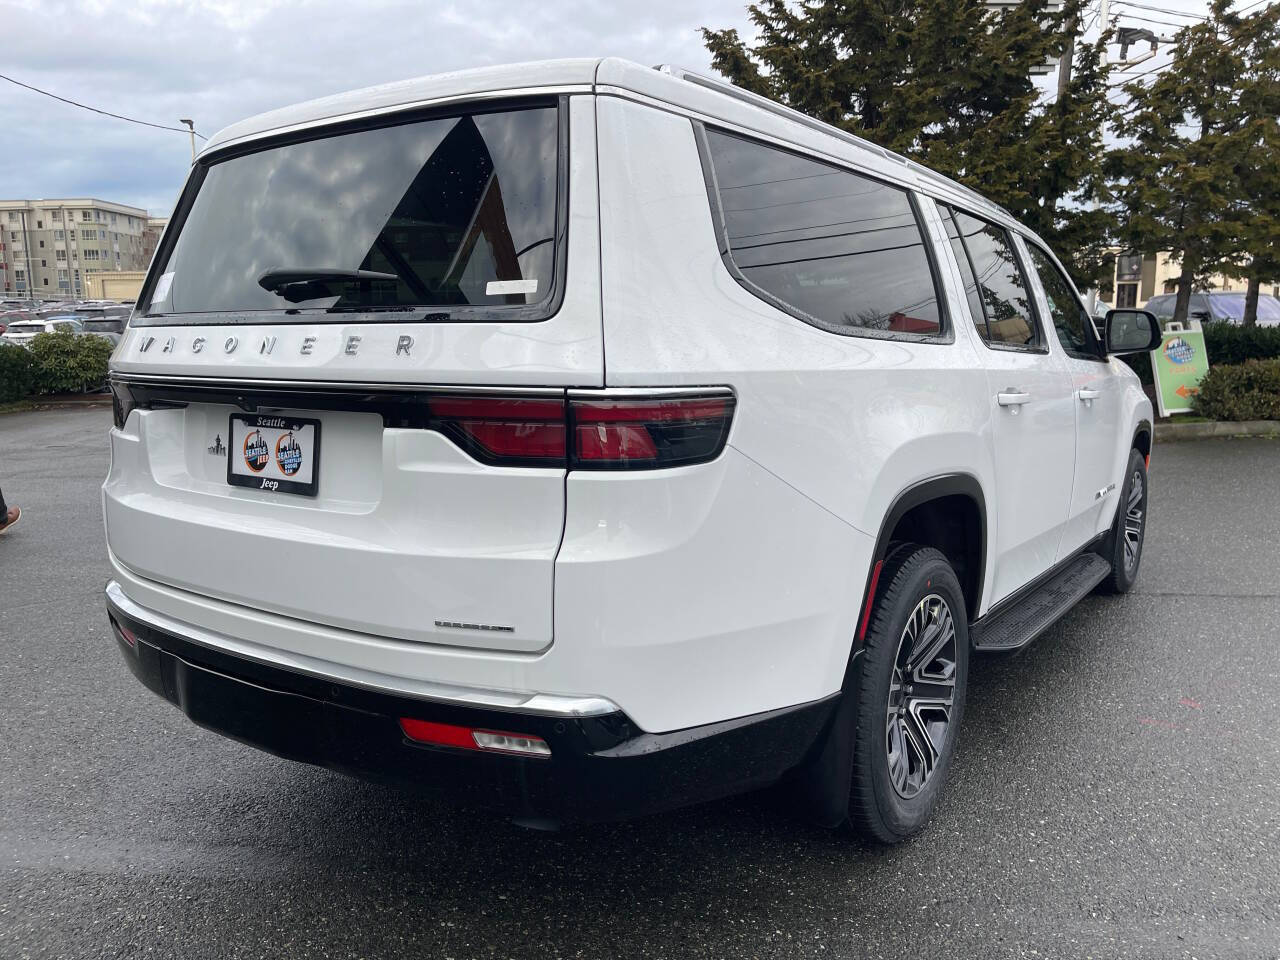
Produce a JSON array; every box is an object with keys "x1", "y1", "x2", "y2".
[{"x1": 0, "y1": 0, "x2": 753, "y2": 213}]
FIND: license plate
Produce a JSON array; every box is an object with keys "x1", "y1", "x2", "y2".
[{"x1": 227, "y1": 414, "x2": 321, "y2": 497}]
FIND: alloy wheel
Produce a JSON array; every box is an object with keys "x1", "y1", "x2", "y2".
[
  {"x1": 885, "y1": 594, "x2": 957, "y2": 800},
  {"x1": 1123, "y1": 469, "x2": 1145, "y2": 574}
]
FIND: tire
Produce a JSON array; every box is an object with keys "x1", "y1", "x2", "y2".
[
  {"x1": 1096, "y1": 447, "x2": 1148, "y2": 595},
  {"x1": 846, "y1": 545, "x2": 969, "y2": 843}
]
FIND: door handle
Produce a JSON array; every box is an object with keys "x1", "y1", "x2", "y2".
[
  {"x1": 997, "y1": 390, "x2": 1031, "y2": 411},
  {"x1": 1077, "y1": 388, "x2": 1101, "y2": 404}
]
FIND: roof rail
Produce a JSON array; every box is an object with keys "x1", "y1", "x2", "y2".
[
  {"x1": 652, "y1": 63, "x2": 1012, "y2": 223},
  {"x1": 653, "y1": 64, "x2": 902, "y2": 167}
]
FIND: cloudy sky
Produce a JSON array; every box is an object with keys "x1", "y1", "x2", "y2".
[{"x1": 0, "y1": 0, "x2": 1216, "y2": 216}]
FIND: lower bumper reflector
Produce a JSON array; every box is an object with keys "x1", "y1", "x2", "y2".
[{"x1": 399, "y1": 717, "x2": 552, "y2": 758}]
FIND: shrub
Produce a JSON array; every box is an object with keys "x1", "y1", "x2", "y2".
[
  {"x1": 1202, "y1": 324, "x2": 1280, "y2": 366},
  {"x1": 1191, "y1": 359, "x2": 1280, "y2": 421},
  {"x1": 0, "y1": 342, "x2": 36, "y2": 402},
  {"x1": 27, "y1": 331, "x2": 114, "y2": 395}
]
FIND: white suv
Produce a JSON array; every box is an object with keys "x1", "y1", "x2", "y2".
[{"x1": 103, "y1": 59, "x2": 1160, "y2": 841}]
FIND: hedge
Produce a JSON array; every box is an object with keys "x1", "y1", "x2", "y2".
[
  {"x1": 0, "y1": 343, "x2": 36, "y2": 402},
  {"x1": 1122, "y1": 323, "x2": 1280, "y2": 386},
  {"x1": 26, "y1": 331, "x2": 114, "y2": 395},
  {"x1": 1191, "y1": 359, "x2": 1280, "y2": 421}
]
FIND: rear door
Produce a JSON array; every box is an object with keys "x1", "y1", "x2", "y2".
[
  {"x1": 104, "y1": 95, "x2": 602, "y2": 653},
  {"x1": 939, "y1": 206, "x2": 1075, "y2": 604}
]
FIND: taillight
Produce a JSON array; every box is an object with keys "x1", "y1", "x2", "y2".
[
  {"x1": 110, "y1": 380, "x2": 135, "y2": 429},
  {"x1": 569, "y1": 393, "x2": 735, "y2": 470},
  {"x1": 424, "y1": 390, "x2": 734, "y2": 470},
  {"x1": 427, "y1": 395, "x2": 567, "y2": 467}
]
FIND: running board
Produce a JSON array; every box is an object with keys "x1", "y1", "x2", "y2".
[{"x1": 970, "y1": 553, "x2": 1111, "y2": 653}]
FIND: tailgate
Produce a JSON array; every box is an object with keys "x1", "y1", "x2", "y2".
[{"x1": 104, "y1": 383, "x2": 568, "y2": 653}]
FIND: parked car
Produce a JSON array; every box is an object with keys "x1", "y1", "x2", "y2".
[
  {"x1": 103, "y1": 58, "x2": 1159, "y2": 841},
  {"x1": 1143, "y1": 291, "x2": 1280, "y2": 326},
  {"x1": 1, "y1": 316, "x2": 84, "y2": 345},
  {"x1": 79, "y1": 318, "x2": 124, "y2": 345}
]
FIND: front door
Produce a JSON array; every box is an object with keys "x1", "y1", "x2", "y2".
[{"x1": 1024, "y1": 242, "x2": 1128, "y2": 557}]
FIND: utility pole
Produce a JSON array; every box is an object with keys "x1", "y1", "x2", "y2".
[{"x1": 179, "y1": 118, "x2": 196, "y2": 161}]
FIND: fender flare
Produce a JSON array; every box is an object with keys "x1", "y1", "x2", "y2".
[{"x1": 854, "y1": 473, "x2": 988, "y2": 648}]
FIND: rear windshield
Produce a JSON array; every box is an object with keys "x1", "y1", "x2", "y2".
[{"x1": 141, "y1": 102, "x2": 562, "y2": 322}]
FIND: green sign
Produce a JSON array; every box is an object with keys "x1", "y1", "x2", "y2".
[{"x1": 1151, "y1": 329, "x2": 1209, "y2": 416}]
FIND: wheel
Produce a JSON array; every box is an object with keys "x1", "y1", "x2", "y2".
[
  {"x1": 1096, "y1": 448, "x2": 1148, "y2": 594},
  {"x1": 846, "y1": 545, "x2": 969, "y2": 843}
]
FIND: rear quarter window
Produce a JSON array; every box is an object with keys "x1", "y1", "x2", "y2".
[{"x1": 699, "y1": 127, "x2": 946, "y2": 341}]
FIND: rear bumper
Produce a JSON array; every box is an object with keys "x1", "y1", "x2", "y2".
[{"x1": 105, "y1": 582, "x2": 838, "y2": 824}]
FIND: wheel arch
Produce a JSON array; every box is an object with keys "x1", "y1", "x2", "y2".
[
  {"x1": 1133, "y1": 418, "x2": 1152, "y2": 460},
  {"x1": 855, "y1": 474, "x2": 987, "y2": 647}
]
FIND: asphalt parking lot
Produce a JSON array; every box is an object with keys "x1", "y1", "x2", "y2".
[{"x1": 1, "y1": 406, "x2": 1278, "y2": 959}]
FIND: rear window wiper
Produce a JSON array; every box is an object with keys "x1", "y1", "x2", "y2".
[{"x1": 258, "y1": 268, "x2": 399, "y2": 303}]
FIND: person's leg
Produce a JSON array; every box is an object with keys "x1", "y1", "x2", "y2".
[{"x1": 0, "y1": 485, "x2": 18, "y2": 532}]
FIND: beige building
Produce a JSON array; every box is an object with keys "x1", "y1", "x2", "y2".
[
  {"x1": 141, "y1": 216, "x2": 169, "y2": 266},
  {"x1": 0, "y1": 198, "x2": 150, "y2": 299},
  {"x1": 1098, "y1": 251, "x2": 1275, "y2": 310}
]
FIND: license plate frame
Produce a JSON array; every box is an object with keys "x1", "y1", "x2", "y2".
[{"x1": 226, "y1": 413, "x2": 321, "y2": 497}]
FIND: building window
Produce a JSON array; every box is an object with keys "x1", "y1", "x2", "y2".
[
  {"x1": 98, "y1": 229, "x2": 106, "y2": 240},
  {"x1": 55, "y1": 249, "x2": 66, "y2": 261},
  {"x1": 81, "y1": 229, "x2": 95, "y2": 241},
  {"x1": 42, "y1": 278, "x2": 49, "y2": 286},
  {"x1": 40, "y1": 259, "x2": 47, "y2": 267},
  {"x1": 54, "y1": 230, "x2": 64, "y2": 240},
  {"x1": 6, "y1": 212, "x2": 16, "y2": 222},
  {"x1": 38, "y1": 240, "x2": 45, "y2": 248},
  {"x1": 36, "y1": 220, "x2": 43, "y2": 229},
  {"x1": 84, "y1": 249, "x2": 100, "y2": 260},
  {"x1": 1116, "y1": 283, "x2": 1139, "y2": 308},
  {"x1": 81, "y1": 211, "x2": 91, "y2": 221}
]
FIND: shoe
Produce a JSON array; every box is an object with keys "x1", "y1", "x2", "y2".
[{"x1": 0, "y1": 506, "x2": 20, "y2": 535}]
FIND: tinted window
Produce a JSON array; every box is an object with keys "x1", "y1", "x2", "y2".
[
  {"x1": 147, "y1": 105, "x2": 560, "y2": 318},
  {"x1": 704, "y1": 130, "x2": 942, "y2": 338},
  {"x1": 948, "y1": 208, "x2": 1038, "y2": 348},
  {"x1": 941, "y1": 207, "x2": 987, "y2": 339},
  {"x1": 1027, "y1": 245, "x2": 1094, "y2": 356}
]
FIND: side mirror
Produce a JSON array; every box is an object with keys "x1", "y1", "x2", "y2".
[{"x1": 1104, "y1": 309, "x2": 1162, "y2": 355}]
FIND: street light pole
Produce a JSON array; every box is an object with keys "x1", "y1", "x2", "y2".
[{"x1": 179, "y1": 118, "x2": 196, "y2": 161}]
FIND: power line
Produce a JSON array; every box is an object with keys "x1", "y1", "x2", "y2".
[
  {"x1": 1237, "y1": 0, "x2": 1272, "y2": 13},
  {"x1": 1111, "y1": 11, "x2": 1195, "y2": 28},
  {"x1": 1107, "y1": 57, "x2": 1172, "y2": 86},
  {"x1": 1112, "y1": 0, "x2": 1208, "y2": 19},
  {"x1": 0, "y1": 72, "x2": 208, "y2": 139}
]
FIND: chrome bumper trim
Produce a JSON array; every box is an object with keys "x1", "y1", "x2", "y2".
[{"x1": 104, "y1": 581, "x2": 621, "y2": 718}]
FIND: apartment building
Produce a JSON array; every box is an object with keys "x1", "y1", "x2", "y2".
[{"x1": 0, "y1": 198, "x2": 150, "y2": 298}]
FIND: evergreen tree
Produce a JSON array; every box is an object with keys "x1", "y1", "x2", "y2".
[
  {"x1": 1107, "y1": 0, "x2": 1252, "y2": 325},
  {"x1": 1220, "y1": 3, "x2": 1280, "y2": 326},
  {"x1": 702, "y1": 0, "x2": 1114, "y2": 286}
]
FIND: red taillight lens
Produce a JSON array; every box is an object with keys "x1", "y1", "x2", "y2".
[
  {"x1": 399, "y1": 718, "x2": 551, "y2": 758},
  {"x1": 569, "y1": 395, "x2": 735, "y2": 469},
  {"x1": 427, "y1": 395, "x2": 566, "y2": 466},
  {"x1": 420, "y1": 391, "x2": 734, "y2": 470}
]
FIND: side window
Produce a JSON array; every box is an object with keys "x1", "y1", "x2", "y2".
[
  {"x1": 1027, "y1": 245, "x2": 1095, "y2": 358},
  {"x1": 703, "y1": 128, "x2": 944, "y2": 339},
  {"x1": 941, "y1": 205, "x2": 987, "y2": 341},
  {"x1": 944, "y1": 206, "x2": 1039, "y2": 349}
]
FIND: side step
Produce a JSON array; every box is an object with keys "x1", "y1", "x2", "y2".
[{"x1": 970, "y1": 553, "x2": 1111, "y2": 653}]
